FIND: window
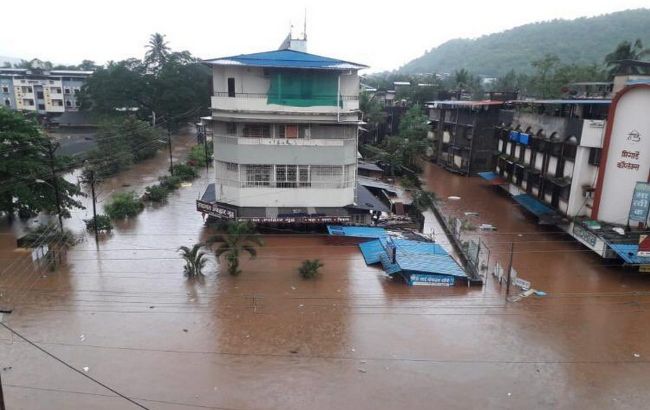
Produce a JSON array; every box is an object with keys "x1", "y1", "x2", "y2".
[
  {"x1": 226, "y1": 123, "x2": 237, "y2": 135},
  {"x1": 278, "y1": 124, "x2": 299, "y2": 139},
  {"x1": 299, "y1": 165, "x2": 310, "y2": 187},
  {"x1": 1, "y1": 86, "x2": 8, "y2": 93},
  {"x1": 36, "y1": 91, "x2": 44, "y2": 99},
  {"x1": 4, "y1": 99, "x2": 10, "y2": 107},
  {"x1": 75, "y1": 100, "x2": 80, "y2": 107},
  {"x1": 276, "y1": 165, "x2": 297, "y2": 188},
  {"x1": 38, "y1": 104, "x2": 46, "y2": 110},
  {"x1": 66, "y1": 100, "x2": 72, "y2": 107},
  {"x1": 74, "y1": 88, "x2": 80, "y2": 95},
  {"x1": 563, "y1": 143, "x2": 577, "y2": 160},
  {"x1": 560, "y1": 185, "x2": 571, "y2": 201},
  {"x1": 587, "y1": 148, "x2": 601, "y2": 166},
  {"x1": 50, "y1": 87, "x2": 61, "y2": 94},
  {"x1": 226, "y1": 162, "x2": 238, "y2": 172},
  {"x1": 244, "y1": 165, "x2": 271, "y2": 187},
  {"x1": 52, "y1": 99, "x2": 63, "y2": 107},
  {"x1": 227, "y1": 78, "x2": 235, "y2": 97},
  {"x1": 64, "y1": 88, "x2": 71, "y2": 94},
  {"x1": 243, "y1": 124, "x2": 270, "y2": 138},
  {"x1": 21, "y1": 86, "x2": 32, "y2": 93},
  {"x1": 24, "y1": 99, "x2": 34, "y2": 106}
]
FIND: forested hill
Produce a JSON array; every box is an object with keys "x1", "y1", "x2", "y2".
[{"x1": 399, "y1": 9, "x2": 650, "y2": 76}]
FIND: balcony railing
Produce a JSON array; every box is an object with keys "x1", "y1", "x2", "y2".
[
  {"x1": 214, "y1": 92, "x2": 358, "y2": 101},
  {"x1": 215, "y1": 135, "x2": 356, "y2": 147}
]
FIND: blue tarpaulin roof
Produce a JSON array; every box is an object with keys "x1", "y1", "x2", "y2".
[
  {"x1": 327, "y1": 225, "x2": 387, "y2": 239},
  {"x1": 478, "y1": 171, "x2": 499, "y2": 181},
  {"x1": 204, "y1": 49, "x2": 368, "y2": 70},
  {"x1": 608, "y1": 243, "x2": 650, "y2": 265},
  {"x1": 513, "y1": 194, "x2": 555, "y2": 217}
]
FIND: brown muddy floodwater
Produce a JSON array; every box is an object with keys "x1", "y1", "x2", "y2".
[{"x1": 2, "y1": 146, "x2": 650, "y2": 409}]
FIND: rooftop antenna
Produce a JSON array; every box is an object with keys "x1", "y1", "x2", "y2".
[{"x1": 303, "y1": 9, "x2": 307, "y2": 40}]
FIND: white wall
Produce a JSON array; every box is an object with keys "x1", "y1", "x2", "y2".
[
  {"x1": 597, "y1": 87, "x2": 650, "y2": 224},
  {"x1": 219, "y1": 185, "x2": 355, "y2": 207},
  {"x1": 567, "y1": 146, "x2": 598, "y2": 217},
  {"x1": 581, "y1": 120, "x2": 606, "y2": 148}
]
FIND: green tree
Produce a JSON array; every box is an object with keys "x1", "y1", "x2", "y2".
[
  {"x1": 0, "y1": 109, "x2": 83, "y2": 218},
  {"x1": 604, "y1": 39, "x2": 650, "y2": 77},
  {"x1": 178, "y1": 243, "x2": 209, "y2": 278},
  {"x1": 298, "y1": 259, "x2": 324, "y2": 279},
  {"x1": 144, "y1": 33, "x2": 171, "y2": 70},
  {"x1": 104, "y1": 192, "x2": 144, "y2": 219},
  {"x1": 207, "y1": 221, "x2": 264, "y2": 276},
  {"x1": 398, "y1": 104, "x2": 430, "y2": 140}
]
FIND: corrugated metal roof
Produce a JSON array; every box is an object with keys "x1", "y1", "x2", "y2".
[
  {"x1": 204, "y1": 49, "x2": 367, "y2": 70},
  {"x1": 348, "y1": 183, "x2": 390, "y2": 213},
  {"x1": 513, "y1": 194, "x2": 555, "y2": 217},
  {"x1": 608, "y1": 243, "x2": 650, "y2": 265},
  {"x1": 358, "y1": 239, "x2": 385, "y2": 264},
  {"x1": 326, "y1": 225, "x2": 388, "y2": 239}
]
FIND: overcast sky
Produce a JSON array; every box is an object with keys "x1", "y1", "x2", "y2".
[{"x1": 1, "y1": 0, "x2": 648, "y2": 72}]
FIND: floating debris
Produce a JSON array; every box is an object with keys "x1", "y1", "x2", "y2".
[
  {"x1": 82, "y1": 367, "x2": 89, "y2": 372},
  {"x1": 479, "y1": 224, "x2": 497, "y2": 231},
  {"x1": 182, "y1": 329, "x2": 188, "y2": 333},
  {"x1": 534, "y1": 290, "x2": 547, "y2": 297},
  {"x1": 80, "y1": 334, "x2": 86, "y2": 342},
  {"x1": 464, "y1": 211, "x2": 479, "y2": 216},
  {"x1": 634, "y1": 353, "x2": 641, "y2": 358},
  {"x1": 447, "y1": 196, "x2": 461, "y2": 200},
  {"x1": 358, "y1": 368, "x2": 367, "y2": 373}
]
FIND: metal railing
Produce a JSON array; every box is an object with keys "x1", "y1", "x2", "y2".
[
  {"x1": 213, "y1": 92, "x2": 359, "y2": 100},
  {"x1": 215, "y1": 135, "x2": 356, "y2": 147}
]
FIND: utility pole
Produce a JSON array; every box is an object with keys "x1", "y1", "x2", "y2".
[
  {"x1": 46, "y1": 142, "x2": 64, "y2": 232},
  {"x1": 0, "y1": 369, "x2": 5, "y2": 410},
  {"x1": 89, "y1": 169, "x2": 99, "y2": 243},
  {"x1": 505, "y1": 242, "x2": 515, "y2": 300},
  {"x1": 167, "y1": 128, "x2": 174, "y2": 176}
]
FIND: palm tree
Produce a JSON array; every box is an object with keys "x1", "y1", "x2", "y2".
[
  {"x1": 605, "y1": 39, "x2": 650, "y2": 77},
  {"x1": 178, "y1": 243, "x2": 209, "y2": 278},
  {"x1": 144, "y1": 33, "x2": 170, "y2": 69},
  {"x1": 298, "y1": 259, "x2": 324, "y2": 279},
  {"x1": 207, "y1": 221, "x2": 264, "y2": 276}
]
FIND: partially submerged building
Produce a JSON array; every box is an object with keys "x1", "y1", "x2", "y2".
[
  {"x1": 480, "y1": 69, "x2": 650, "y2": 264},
  {"x1": 197, "y1": 33, "x2": 382, "y2": 225}
]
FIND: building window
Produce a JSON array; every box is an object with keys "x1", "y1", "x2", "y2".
[
  {"x1": 51, "y1": 87, "x2": 61, "y2": 94},
  {"x1": 276, "y1": 165, "x2": 297, "y2": 188},
  {"x1": 559, "y1": 185, "x2": 571, "y2": 201},
  {"x1": 75, "y1": 100, "x2": 80, "y2": 107},
  {"x1": 4, "y1": 99, "x2": 10, "y2": 107},
  {"x1": 22, "y1": 86, "x2": 33, "y2": 93},
  {"x1": 66, "y1": 100, "x2": 72, "y2": 107},
  {"x1": 226, "y1": 123, "x2": 237, "y2": 135},
  {"x1": 24, "y1": 99, "x2": 34, "y2": 106},
  {"x1": 563, "y1": 143, "x2": 577, "y2": 160},
  {"x1": 36, "y1": 91, "x2": 44, "y2": 99},
  {"x1": 226, "y1": 162, "x2": 238, "y2": 172},
  {"x1": 64, "y1": 88, "x2": 71, "y2": 94},
  {"x1": 1, "y1": 86, "x2": 8, "y2": 93},
  {"x1": 244, "y1": 165, "x2": 271, "y2": 187},
  {"x1": 227, "y1": 78, "x2": 235, "y2": 97},
  {"x1": 38, "y1": 104, "x2": 46, "y2": 110},
  {"x1": 243, "y1": 124, "x2": 270, "y2": 138},
  {"x1": 278, "y1": 125, "x2": 300, "y2": 139},
  {"x1": 52, "y1": 99, "x2": 63, "y2": 107},
  {"x1": 73, "y1": 88, "x2": 80, "y2": 95},
  {"x1": 588, "y1": 148, "x2": 601, "y2": 166}
]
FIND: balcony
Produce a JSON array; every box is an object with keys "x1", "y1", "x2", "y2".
[
  {"x1": 214, "y1": 135, "x2": 357, "y2": 165},
  {"x1": 211, "y1": 92, "x2": 359, "y2": 115}
]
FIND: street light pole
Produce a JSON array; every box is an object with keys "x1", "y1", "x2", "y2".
[
  {"x1": 46, "y1": 142, "x2": 64, "y2": 232},
  {"x1": 505, "y1": 242, "x2": 515, "y2": 300},
  {"x1": 167, "y1": 128, "x2": 174, "y2": 176},
  {"x1": 89, "y1": 169, "x2": 99, "y2": 243}
]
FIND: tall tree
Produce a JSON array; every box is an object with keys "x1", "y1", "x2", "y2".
[
  {"x1": 0, "y1": 109, "x2": 83, "y2": 218},
  {"x1": 144, "y1": 33, "x2": 171, "y2": 70},
  {"x1": 604, "y1": 39, "x2": 650, "y2": 77}
]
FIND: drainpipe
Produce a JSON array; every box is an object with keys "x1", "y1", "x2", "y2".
[{"x1": 337, "y1": 73, "x2": 341, "y2": 123}]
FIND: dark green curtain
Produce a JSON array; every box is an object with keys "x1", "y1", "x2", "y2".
[{"x1": 267, "y1": 71, "x2": 340, "y2": 107}]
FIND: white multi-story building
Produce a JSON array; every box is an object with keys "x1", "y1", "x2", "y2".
[
  {"x1": 0, "y1": 68, "x2": 91, "y2": 114},
  {"x1": 196, "y1": 36, "x2": 385, "y2": 224}
]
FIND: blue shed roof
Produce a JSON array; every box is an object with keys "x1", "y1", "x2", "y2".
[
  {"x1": 358, "y1": 239, "x2": 385, "y2": 265},
  {"x1": 513, "y1": 194, "x2": 555, "y2": 217},
  {"x1": 327, "y1": 225, "x2": 388, "y2": 239},
  {"x1": 204, "y1": 49, "x2": 368, "y2": 70},
  {"x1": 608, "y1": 243, "x2": 650, "y2": 265}
]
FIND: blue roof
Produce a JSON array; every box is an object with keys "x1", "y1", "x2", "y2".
[
  {"x1": 390, "y1": 238, "x2": 448, "y2": 256},
  {"x1": 358, "y1": 239, "x2": 385, "y2": 264},
  {"x1": 513, "y1": 194, "x2": 555, "y2": 217},
  {"x1": 327, "y1": 225, "x2": 388, "y2": 239},
  {"x1": 396, "y1": 250, "x2": 466, "y2": 277},
  {"x1": 204, "y1": 49, "x2": 367, "y2": 70},
  {"x1": 478, "y1": 171, "x2": 499, "y2": 181},
  {"x1": 608, "y1": 243, "x2": 650, "y2": 265}
]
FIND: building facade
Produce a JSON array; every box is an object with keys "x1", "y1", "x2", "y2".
[
  {"x1": 197, "y1": 37, "x2": 376, "y2": 224},
  {"x1": 428, "y1": 99, "x2": 507, "y2": 175},
  {"x1": 0, "y1": 68, "x2": 91, "y2": 115}
]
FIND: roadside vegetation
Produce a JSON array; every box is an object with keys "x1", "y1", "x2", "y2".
[
  {"x1": 206, "y1": 221, "x2": 264, "y2": 276},
  {"x1": 298, "y1": 259, "x2": 324, "y2": 279},
  {"x1": 104, "y1": 192, "x2": 144, "y2": 220},
  {"x1": 178, "y1": 243, "x2": 209, "y2": 278}
]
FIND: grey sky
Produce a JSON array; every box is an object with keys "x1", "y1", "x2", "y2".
[{"x1": 1, "y1": 0, "x2": 648, "y2": 72}]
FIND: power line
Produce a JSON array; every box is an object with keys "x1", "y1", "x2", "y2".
[{"x1": 0, "y1": 322, "x2": 149, "y2": 409}]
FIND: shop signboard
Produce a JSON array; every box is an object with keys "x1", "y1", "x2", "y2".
[
  {"x1": 629, "y1": 182, "x2": 650, "y2": 223},
  {"x1": 196, "y1": 200, "x2": 237, "y2": 219}
]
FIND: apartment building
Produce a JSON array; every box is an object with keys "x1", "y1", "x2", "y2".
[
  {"x1": 0, "y1": 68, "x2": 91, "y2": 114},
  {"x1": 196, "y1": 35, "x2": 382, "y2": 224}
]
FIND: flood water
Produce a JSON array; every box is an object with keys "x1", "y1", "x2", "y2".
[{"x1": 1, "y1": 146, "x2": 650, "y2": 409}]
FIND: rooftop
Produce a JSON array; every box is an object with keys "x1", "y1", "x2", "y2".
[
  {"x1": 426, "y1": 100, "x2": 505, "y2": 108},
  {"x1": 204, "y1": 49, "x2": 368, "y2": 71}
]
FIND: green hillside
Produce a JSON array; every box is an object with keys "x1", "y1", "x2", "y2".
[{"x1": 399, "y1": 9, "x2": 650, "y2": 76}]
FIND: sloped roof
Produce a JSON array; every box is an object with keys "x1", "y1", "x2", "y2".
[{"x1": 204, "y1": 49, "x2": 367, "y2": 70}]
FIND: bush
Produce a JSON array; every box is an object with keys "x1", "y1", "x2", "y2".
[
  {"x1": 144, "y1": 184, "x2": 170, "y2": 202},
  {"x1": 171, "y1": 163, "x2": 199, "y2": 181},
  {"x1": 188, "y1": 144, "x2": 213, "y2": 168},
  {"x1": 104, "y1": 192, "x2": 144, "y2": 219},
  {"x1": 298, "y1": 259, "x2": 324, "y2": 279},
  {"x1": 158, "y1": 175, "x2": 183, "y2": 191},
  {"x1": 84, "y1": 214, "x2": 113, "y2": 232}
]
